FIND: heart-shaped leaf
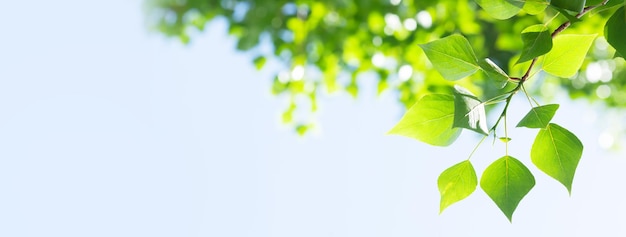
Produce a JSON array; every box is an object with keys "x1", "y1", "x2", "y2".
[
  {"x1": 542, "y1": 34, "x2": 596, "y2": 78},
  {"x1": 388, "y1": 94, "x2": 461, "y2": 146},
  {"x1": 531, "y1": 123, "x2": 583, "y2": 193},
  {"x1": 419, "y1": 34, "x2": 480, "y2": 81},
  {"x1": 517, "y1": 104, "x2": 560, "y2": 129},
  {"x1": 481, "y1": 156, "x2": 536, "y2": 222},
  {"x1": 475, "y1": 0, "x2": 524, "y2": 19},
  {"x1": 453, "y1": 85, "x2": 489, "y2": 135},
  {"x1": 518, "y1": 24, "x2": 553, "y2": 63},
  {"x1": 438, "y1": 160, "x2": 478, "y2": 213}
]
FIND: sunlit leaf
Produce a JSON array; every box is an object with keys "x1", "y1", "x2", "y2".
[
  {"x1": 419, "y1": 34, "x2": 480, "y2": 81},
  {"x1": 479, "y1": 58, "x2": 509, "y2": 88},
  {"x1": 551, "y1": 0, "x2": 586, "y2": 13},
  {"x1": 524, "y1": 0, "x2": 550, "y2": 14},
  {"x1": 516, "y1": 104, "x2": 559, "y2": 129},
  {"x1": 605, "y1": 7, "x2": 626, "y2": 59},
  {"x1": 481, "y1": 156, "x2": 535, "y2": 222},
  {"x1": 388, "y1": 94, "x2": 461, "y2": 146},
  {"x1": 438, "y1": 160, "x2": 478, "y2": 213},
  {"x1": 475, "y1": 0, "x2": 524, "y2": 19},
  {"x1": 518, "y1": 24, "x2": 552, "y2": 63},
  {"x1": 453, "y1": 85, "x2": 489, "y2": 135},
  {"x1": 531, "y1": 123, "x2": 583, "y2": 193},
  {"x1": 542, "y1": 34, "x2": 596, "y2": 78}
]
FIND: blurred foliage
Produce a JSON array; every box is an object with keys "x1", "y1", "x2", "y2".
[{"x1": 146, "y1": 0, "x2": 626, "y2": 131}]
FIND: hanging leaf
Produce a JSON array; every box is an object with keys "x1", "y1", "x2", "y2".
[
  {"x1": 605, "y1": 7, "x2": 626, "y2": 59},
  {"x1": 438, "y1": 160, "x2": 478, "y2": 213},
  {"x1": 479, "y1": 58, "x2": 509, "y2": 88},
  {"x1": 550, "y1": 0, "x2": 586, "y2": 13},
  {"x1": 453, "y1": 85, "x2": 489, "y2": 135},
  {"x1": 481, "y1": 156, "x2": 536, "y2": 222},
  {"x1": 419, "y1": 34, "x2": 480, "y2": 81},
  {"x1": 531, "y1": 123, "x2": 583, "y2": 193},
  {"x1": 388, "y1": 94, "x2": 462, "y2": 146},
  {"x1": 518, "y1": 24, "x2": 553, "y2": 63},
  {"x1": 542, "y1": 34, "x2": 596, "y2": 78},
  {"x1": 516, "y1": 104, "x2": 560, "y2": 129},
  {"x1": 475, "y1": 0, "x2": 524, "y2": 19}
]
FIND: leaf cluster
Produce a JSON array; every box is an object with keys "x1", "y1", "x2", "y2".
[{"x1": 146, "y1": 0, "x2": 626, "y2": 132}]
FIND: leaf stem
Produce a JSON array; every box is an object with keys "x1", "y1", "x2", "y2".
[{"x1": 467, "y1": 135, "x2": 488, "y2": 160}]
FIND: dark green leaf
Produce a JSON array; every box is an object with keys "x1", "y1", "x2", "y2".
[
  {"x1": 516, "y1": 104, "x2": 560, "y2": 128},
  {"x1": 475, "y1": 0, "x2": 524, "y2": 19},
  {"x1": 481, "y1": 156, "x2": 535, "y2": 222},
  {"x1": 543, "y1": 34, "x2": 596, "y2": 78},
  {"x1": 605, "y1": 7, "x2": 626, "y2": 59},
  {"x1": 518, "y1": 24, "x2": 553, "y2": 63},
  {"x1": 388, "y1": 94, "x2": 462, "y2": 146},
  {"x1": 531, "y1": 123, "x2": 583, "y2": 193},
  {"x1": 551, "y1": 0, "x2": 586, "y2": 13},
  {"x1": 453, "y1": 85, "x2": 489, "y2": 135},
  {"x1": 551, "y1": 6, "x2": 583, "y2": 23},
  {"x1": 479, "y1": 58, "x2": 509, "y2": 88},
  {"x1": 438, "y1": 160, "x2": 478, "y2": 213},
  {"x1": 419, "y1": 34, "x2": 480, "y2": 81}
]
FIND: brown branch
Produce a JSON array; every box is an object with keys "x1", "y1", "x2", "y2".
[{"x1": 520, "y1": 0, "x2": 609, "y2": 82}]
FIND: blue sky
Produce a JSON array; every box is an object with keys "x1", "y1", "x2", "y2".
[{"x1": 1, "y1": 1, "x2": 625, "y2": 236}]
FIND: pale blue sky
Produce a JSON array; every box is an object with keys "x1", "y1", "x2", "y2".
[{"x1": 1, "y1": 1, "x2": 625, "y2": 236}]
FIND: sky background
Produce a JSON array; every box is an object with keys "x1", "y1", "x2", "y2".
[{"x1": 1, "y1": 1, "x2": 626, "y2": 236}]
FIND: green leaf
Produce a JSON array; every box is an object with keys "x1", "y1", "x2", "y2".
[
  {"x1": 475, "y1": 0, "x2": 524, "y2": 19},
  {"x1": 479, "y1": 58, "x2": 509, "y2": 88},
  {"x1": 481, "y1": 156, "x2": 535, "y2": 222},
  {"x1": 452, "y1": 85, "x2": 489, "y2": 135},
  {"x1": 542, "y1": 34, "x2": 596, "y2": 78},
  {"x1": 605, "y1": 7, "x2": 626, "y2": 59},
  {"x1": 524, "y1": 0, "x2": 550, "y2": 14},
  {"x1": 551, "y1": 0, "x2": 586, "y2": 13},
  {"x1": 516, "y1": 104, "x2": 560, "y2": 128},
  {"x1": 531, "y1": 123, "x2": 583, "y2": 193},
  {"x1": 419, "y1": 34, "x2": 480, "y2": 81},
  {"x1": 550, "y1": 6, "x2": 583, "y2": 23},
  {"x1": 438, "y1": 160, "x2": 478, "y2": 213},
  {"x1": 388, "y1": 94, "x2": 462, "y2": 146},
  {"x1": 253, "y1": 56, "x2": 267, "y2": 70},
  {"x1": 518, "y1": 24, "x2": 553, "y2": 63}
]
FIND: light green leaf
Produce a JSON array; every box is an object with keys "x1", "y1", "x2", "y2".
[
  {"x1": 551, "y1": 0, "x2": 586, "y2": 13},
  {"x1": 388, "y1": 94, "x2": 461, "y2": 146},
  {"x1": 531, "y1": 123, "x2": 583, "y2": 193},
  {"x1": 516, "y1": 104, "x2": 560, "y2": 128},
  {"x1": 475, "y1": 0, "x2": 524, "y2": 19},
  {"x1": 253, "y1": 56, "x2": 267, "y2": 70},
  {"x1": 419, "y1": 34, "x2": 480, "y2": 81},
  {"x1": 479, "y1": 58, "x2": 509, "y2": 88},
  {"x1": 518, "y1": 24, "x2": 553, "y2": 63},
  {"x1": 453, "y1": 85, "x2": 489, "y2": 135},
  {"x1": 542, "y1": 34, "x2": 596, "y2": 78},
  {"x1": 524, "y1": 0, "x2": 549, "y2": 14},
  {"x1": 605, "y1": 7, "x2": 626, "y2": 59},
  {"x1": 481, "y1": 156, "x2": 535, "y2": 222},
  {"x1": 438, "y1": 160, "x2": 478, "y2": 213}
]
